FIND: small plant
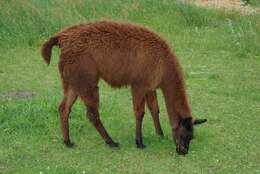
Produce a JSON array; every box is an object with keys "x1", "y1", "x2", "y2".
[{"x1": 240, "y1": 0, "x2": 250, "y2": 6}]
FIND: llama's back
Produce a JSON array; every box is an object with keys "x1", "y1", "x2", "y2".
[{"x1": 57, "y1": 21, "x2": 172, "y2": 89}]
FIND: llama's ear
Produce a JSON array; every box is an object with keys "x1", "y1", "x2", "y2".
[{"x1": 193, "y1": 119, "x2": 207, "y2": 125}]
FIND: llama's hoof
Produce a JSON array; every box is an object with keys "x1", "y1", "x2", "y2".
[
  {"x1": 137, "y1": 144, "x2": 146, "y2": 149},
  {"x1": 64, "y1": 140, "x2": 75, "y2": 148},
  {"x1": 108, "y1": 141, "x2": 120, "y2": 148},
  {"x1": 136, "y1": 142, "x2": 146, "y2": 149}
]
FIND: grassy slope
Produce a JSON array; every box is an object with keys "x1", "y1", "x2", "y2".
[{"x1": 0, "y1": 0, "x2": 260, "y2": 173}]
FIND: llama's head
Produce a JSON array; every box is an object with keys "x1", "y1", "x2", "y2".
[{"x1": 173, "y1": 117, "x2": 207, "y2": 155}]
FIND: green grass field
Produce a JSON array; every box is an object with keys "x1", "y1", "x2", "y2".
[
  {"x1": 251, "y1": 0, "x2": 260, "y2": 7},
  {"x1": 1, "y1": 0, "x2": 260, "y2": 173}
]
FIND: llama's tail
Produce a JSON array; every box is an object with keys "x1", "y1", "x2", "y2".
[{"x1": 41, "y1": 36, "x2": 59, "y2": 65}]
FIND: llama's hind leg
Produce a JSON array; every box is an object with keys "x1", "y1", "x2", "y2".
[
  {"x1": 59, "y1": 88, "x2": 78, "y2": 147},
  {"x1": 79, "y1": 87, "x2": 119, "y2": 148},
  {"x1": 146, "y1": 91, "x2": 164, "y2": 137}
]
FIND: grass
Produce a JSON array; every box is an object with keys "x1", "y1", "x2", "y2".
[
  {"x1": 0, "y1": 0, "x2": 260, "y2": 173},
  {"x1": 250, "y1": 0, "x2": 260, "y2": 7}
]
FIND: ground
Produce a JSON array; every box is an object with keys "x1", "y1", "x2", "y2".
[{"x1": 0, "y1": 0, "x2": 260, "y2": 174}]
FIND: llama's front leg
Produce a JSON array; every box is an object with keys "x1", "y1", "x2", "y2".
[
  {"x1": 131, "y1": 86, "x2": 146, "y2": 149},
  {"x1": 80, "y1": 88, "x2": 119, "y2": 148},
  {"x1": 146, "y1": 91, "x2": 164, "y2": 137}
]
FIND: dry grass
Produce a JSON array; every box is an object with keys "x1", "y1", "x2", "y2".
[{"x1": 192, "y1": 0, "x2": 260, "y2": 14}]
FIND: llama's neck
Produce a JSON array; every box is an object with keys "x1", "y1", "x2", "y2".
[{"x1": 161, "y1": 58, "x2": 192, "y2": 129}]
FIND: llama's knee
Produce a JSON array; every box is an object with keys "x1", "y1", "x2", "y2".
[
  {"x1": 147, "y1": 101, "x2": 159, "y2": 116},
  {"x1": 87, "y1": 110, "x2": 100, "y2": 126},
  {"x1": 151, "y1": 109, "x2": 159, "y2": 116},
  {"x1": 58, "y1": 102, "x2": 65, "y2": 114},
  {"x1": 135, "y1": 110, "x2": 145, "y2": 121},
  {"x1": 59, "y1": 102, "x2": 71, "y2": 117}
]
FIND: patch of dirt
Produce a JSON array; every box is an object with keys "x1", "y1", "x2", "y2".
[
  {"x1": 192, "y1": 0, "x2": 260, "y2": 14},
  {"x1": 1, "y1": 90, "x2": 35, "y2": 99}
]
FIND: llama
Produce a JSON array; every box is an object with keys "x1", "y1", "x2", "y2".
[{"x1": 41, "y1": 21, "x2": 207, "y2": 155}]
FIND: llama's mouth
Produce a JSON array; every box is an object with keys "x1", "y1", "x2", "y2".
[
  {"x1": 176, "y1": 145, "x2": 189, "y2": 155},
  {"x1": 175, "y1": 139, "x2": 190, "y2": 155}
]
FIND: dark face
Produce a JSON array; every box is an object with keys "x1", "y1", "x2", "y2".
[{"x1": 173, "y1": 117, "x2": 193, "y2": 155}]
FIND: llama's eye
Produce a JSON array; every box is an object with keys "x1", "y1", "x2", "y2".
[{"x1": 181, "y1": 134, "x2": 191, "y2": 141}]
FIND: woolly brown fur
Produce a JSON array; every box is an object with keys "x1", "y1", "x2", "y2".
[{"x1": 41, "y1": 20, "x2": 206, "y2": 155}]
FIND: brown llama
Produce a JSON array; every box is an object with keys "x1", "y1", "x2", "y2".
[{"x1": 41, "y1": 21, "x2": 207, "y2": 155}]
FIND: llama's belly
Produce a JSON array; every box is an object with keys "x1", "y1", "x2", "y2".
[
  {"x1": 94, "y1": 55, "x2": 163, "y2": 90},
  {"x1": 101, "y1": 75, "x2": 130, "y2": 88}
]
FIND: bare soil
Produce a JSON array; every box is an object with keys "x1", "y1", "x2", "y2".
[{"x1": 1, "y1": 91, "x2": 35, "y2": 99}]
